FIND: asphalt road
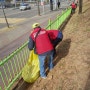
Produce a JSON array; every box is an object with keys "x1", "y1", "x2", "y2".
[
  {"x1": 0, "y1": 4, "x2": 51, "y2": 29},
  {"x1": 0, "y1": 0, "x2": 71, "y2": 29}
]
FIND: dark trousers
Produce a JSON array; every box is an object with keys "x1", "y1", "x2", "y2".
[{"x1": 71, "y1": 8, "x2": 76, "y2": 14}]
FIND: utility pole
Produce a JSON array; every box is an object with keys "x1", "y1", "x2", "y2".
[
  {"x1": 79, "y1": 0, "x2": 83, "y2": 14},
  {"x1": 1, "y1": 2, "x2": 9, "y2": 28},
  {"x1": 41, "y1": 0, "x2": 45, "y2": 14},
  {"x1": 37, "y1": 0, "x2": 40, "y2": 16},
  {"x1": 54, "y1": 0, "x2": 57, "y2": 10},
  {"x1": 15, "y1": 0, "x2": 16, "y2": 8}
]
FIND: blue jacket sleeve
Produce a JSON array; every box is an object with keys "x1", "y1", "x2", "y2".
[
  {"x1": 58, "y1": 31, "x2": 63, "y2": 40},
  {"x1": 28, "y1": 37, "x2": 34, "y2": 50},
  {"x1": 52, "y1": 31, "x2": 63, "y2": 47}
]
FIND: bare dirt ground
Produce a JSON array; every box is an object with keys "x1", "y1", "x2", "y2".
[{"x1": 26, "y1": 1, "x2": 90, "y2": 90}]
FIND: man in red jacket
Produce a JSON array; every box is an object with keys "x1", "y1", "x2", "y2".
[
  {"x1": 71, "y1": 1, "x2": 76, "y2": 14},
  {"x1": 28, "y1": 23, "x2": 54, "y2": 79},
  {"x1": 28, "y1": 23, "x2": 63, "y2": 79}
]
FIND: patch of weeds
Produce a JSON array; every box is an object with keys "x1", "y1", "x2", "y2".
[{"x1": 86, "y1": 29, "x2": 90, "y2": 31}]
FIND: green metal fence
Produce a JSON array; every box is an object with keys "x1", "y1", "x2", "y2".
[{"x1": 0, "y1": 8, "x2": 71, "y2": 90}]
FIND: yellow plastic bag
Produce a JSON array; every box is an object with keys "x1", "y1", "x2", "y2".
[{"x1": 22, "y1": 50, "x2": 40, "y2": 83}]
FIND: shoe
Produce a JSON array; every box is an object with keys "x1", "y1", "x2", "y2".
[{"x1": 41, "y1": 76, "x2": 47, "y2": 79}]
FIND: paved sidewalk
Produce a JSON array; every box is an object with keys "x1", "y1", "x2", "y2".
[{"x1": 0, "y1": 9, "x2": 63, "y2": 60}]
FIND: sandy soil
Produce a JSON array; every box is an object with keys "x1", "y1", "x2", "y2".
[{"x1": 25, "y1": 0, "x2": 90, "y2": 90}]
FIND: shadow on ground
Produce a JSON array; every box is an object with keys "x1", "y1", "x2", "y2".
[{"x1": 54, "y1": 38, "x2": 71, "y2": 66}]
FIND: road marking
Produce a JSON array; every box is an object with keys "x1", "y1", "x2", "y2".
[
  {"x1": 0, "y1": 8, "x2": 37, "y2": 17},
  {"x1": 0, "y1": 18, "x2": 26, "y2": 23}
]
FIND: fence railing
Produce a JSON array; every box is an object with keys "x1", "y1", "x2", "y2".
[{"x1": 0, "y1": 8, "x2": 71, "y2": 90}]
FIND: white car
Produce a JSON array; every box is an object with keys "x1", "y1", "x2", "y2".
[
  {"x1": 0, "y1": 5, "x2": 6, "y2": 9},
  {"x1": 19, "y1": 3, "x2": 31, "y2": 11}
]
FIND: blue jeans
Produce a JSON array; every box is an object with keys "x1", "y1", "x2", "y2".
[{"x1": 38, "y1": 51, "x2": 54, "y2": 77}]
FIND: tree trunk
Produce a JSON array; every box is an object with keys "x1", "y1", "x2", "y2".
[
  {"x1": 79, "y1": 0, "x2": 83, "y2": 14},
  {"x1": 50, "y1": 0, "x2": 53, "y2": 11}
]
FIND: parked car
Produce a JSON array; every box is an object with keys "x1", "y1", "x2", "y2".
[
  {"x1": 19, "y1": 3, "x2": 31, "y2": 11},
  {"x1": 0, "y1": 5, "x2": 6, "y2": 9}
]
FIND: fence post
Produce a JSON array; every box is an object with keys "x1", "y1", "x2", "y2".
[
  {"x1": 48, "y1": 18, "x2": 51, "y2": 30},
  {"x1": 61, "y1": 11, "x2": 63, "y2": 24},
  {"x1": 0, "y1": 87, "x2": 2, "y2": 90},
  {"x1": 57, "y1": 15, "x2": 59, "y2": 29}
]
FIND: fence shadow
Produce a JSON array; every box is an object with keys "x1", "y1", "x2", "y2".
[
  {"x1": 13, "y1": 78, "x2": 34, "y2": 90},
  {"x1": 53, "y1": 38, "x2": 71, "y2": 66}
]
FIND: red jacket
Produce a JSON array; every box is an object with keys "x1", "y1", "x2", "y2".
[
  {"x1": 47, "y1": 30, "x2": 63, "y2": 47},
  {"x1": 71, "y1": 3, "x2": 76, "y2": 9},
  {"x1": 30, "y1": 28, "x2": 54, "y2": 54},
  {"x1": 47, "y1": 30, "x2": 59, "y2": 40}
]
